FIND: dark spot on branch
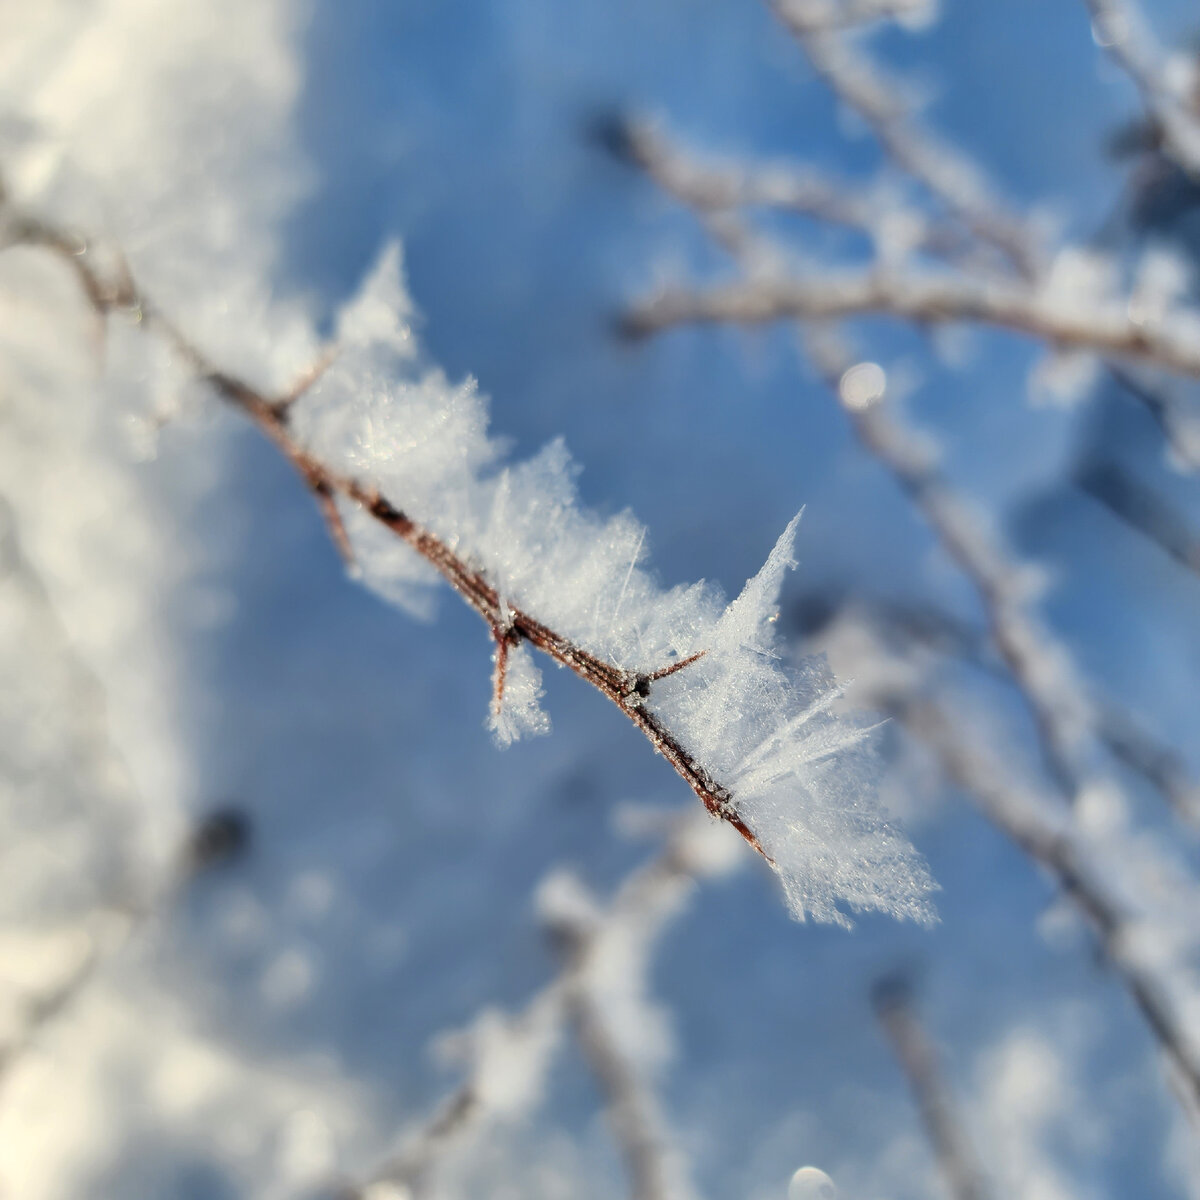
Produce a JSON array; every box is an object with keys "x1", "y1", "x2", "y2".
[
  {"x1": 183, "y1": 807, "x2": 252, "y2": 875},
  {"x1": 584, "y1": 110, "x2": 639, "y2": 166}
]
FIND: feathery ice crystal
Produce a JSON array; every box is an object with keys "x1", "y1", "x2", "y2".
[{"x1": 292, "y1": 244, "x2": 937, "y2": 927}]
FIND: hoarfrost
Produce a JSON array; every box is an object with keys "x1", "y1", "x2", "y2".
[
  {"x1": 436, "y1": 1000, "x2": 564, "y2": 1120},
  {"x1": 293, "y1": 249, "x2": 936, "y2": 927},
  {"x1": 488, "y1": 641, "x2": 551, "y2": 748}
]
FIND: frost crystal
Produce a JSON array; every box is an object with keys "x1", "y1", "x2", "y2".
[
  {"x1": 293, "y1": 245, "x2": 937, "y2": 927},
  {"x1": 488, "y1": 641, "x2": 551, "y2": 748}
]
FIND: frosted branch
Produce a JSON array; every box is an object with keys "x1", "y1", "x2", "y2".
[
  {"x1": 771, "y1": 2, "x2": 1042, "y2": 277},
  {"x1": 339, "y1": 815, "x2": 729, "y2": 1199},
  {"x1": 774, "y1": 0, "x2": 934, "y2": 34},
  {"x1": 6, "y1": 210, "x2": 760, "y2": 848},
  {"x1": 623, "y1": 269, "x2": 1200, "y2": 380},
  {"x1": 1108, "y1": 366, "x2": 1200, "y2": 474},
  {"x1": 1083, "y1": 0, "x2": 1200, "y2": 179},
  {"x1": 608, "y1": 117, "x2": 966, "y2": 264},
  {"x1": 826, "y1": 594, "x2": 1200, "y2": 826},
  {"x1": 872, "y1": 974, "x2": 994, "y2": 1200},
  {"x1": 805, "y1": 331, "x2": 1103, "y2": 802},
  {"x1": 897, "y1": 695, "x2": 1200, "y2": 1123},
  {"x1": 0, "y1": 807, "x2": 250, "y2": 1090},
  {"x1": 546, "y1": 869, "x2": 702, "y2": 1200},
  {"x1": 1076, "y1": 454, "x2": 1200, "y2": 578}
]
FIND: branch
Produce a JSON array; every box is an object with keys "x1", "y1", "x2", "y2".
[
  {"x1": 623, "y1": 270, "x2": 1200, "y2": 380},
  {"x1": 1108, "y1": 365, "x2": 1200, "y2": 474},
  {"x1": 337, "y1": 816, "x2": 720, "y2": 1199},
  {"x1": 1094, "y1": 699, "x2": 1200, "y2": 826},
  {"x1": 800, "y1": 595, "x2": 1200, "y2": 1134},
  {"x1": 771, "y1": 3, "x2": 1042, "y2": 278},
  {"x1": 610, "y1": 116, "x2": 972, "y2": 265},
  {"x1": 806, "y1": 332, "x2": 1103, "y2": 802},
  {"x1": 1083, "y1": 0, "x2": 1200, "y2": 180},
  {"x1": 872, "y1": 974, "x2": 993, "y2": 1200},
  {"x1": 621, "y1": 118, "x2": 1131, "y2": 812},
  {"x1": 896, "y1": 694, "x2": 1200, "y2": 1123},
  {"x1": 0, "y1": 806, "x2": 250, "y2": 1090},
  {"x1": 774, "y1": 0, "x2": 932, "y2": 34},
  {"x1": 625, "y1": 118, "x2": 1200, "y2": 1117},
  {"x1": 819, "y1": 592, "x2": 1200, "y2": 826},
  {"x1": 1075, "y1": 454, "x2": 1200, "y2": 577},
  {"x1": 549, "y1": 904, "x2": 697, "y2": 1200}
]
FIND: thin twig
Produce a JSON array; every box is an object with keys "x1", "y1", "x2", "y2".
[
  {"x1": 896, "y1": 694, "x2": 1200, "y2": 1123},
  {"x1": 608, "y1": 117, "x2": 969, "y2": 265},
  {"x1": 623, "y1": 270, "x2": 1200, "y2": 380},
  {"x1": 0, "y1": 806, "x2": 250, "y2": 1091},
  {"x1": 647, "y1": 649, "x2": 707, "y2": 682},
  {"x1": 1083, "y1": 0, "x2": 1200, "y2": 180},
  {"x1": 872, "y1": 973, "x2": 993, "y2": 1200},
  {"x1": 774, "y1": 0, "x2": 932, "y2": 35},
  {"x1": 337, "y1": 820, "x2": 712, "y2": 1199},
  {"x1": 804, "y1": 330, "x2": 1101, "y2": 803},
  {"x1": 772, "y1": 3, "x2": 1042, "y2": 278},
  {"x1": 1107, "y1": 365, "x2": 1200, "y2": 474},
  {"x1": 819, "y1": 592, "x2": 1200, "y2": 826},
  {"x1": 551, "y1": 925, "x2": 689, "y2": 1200},
  {"x1": 1075, "y1": 455, "x2": 1200, "y2": 577}
]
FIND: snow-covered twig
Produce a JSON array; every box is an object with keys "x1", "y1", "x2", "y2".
[
  {"x1": 1094, "y1": 701, "x2": 1200, "y2": 827},
  {"x1": 338, "y1": 815, "x2": 729, "y2": 1199},
  {"x1": 0, "y1": 807, "x2": 250, "y2": 1091},
  {"x1": 771, "y1": 1, "x2": 1042, "y2": 278},
  {"x1": 0, "y1": 214, "x2": 744, "y2": 853},
  {"x1": 811, "y1": 593, "x2": 1200, "y2": 826},
  {"x1": 545, "y1": 859, "x2": 704, "y2": 1200},
  {"x1": 773, "y1": 0, "x2": 933, "y2": 35},
  {"x1": 895, "y1": 693, "x2": 1200, "y2": 1122},
  {"x1": 604, "y1": 116, "x2": 968, "y2": 265},
  {"x1": 1108, "y1": 366, "x2": 1200, "y2": 475},
  {"x1": 623, "y1": 268, "x2": 1200, "y2": 380},
  {"x1": 623, "y1": 60, "x2": 1200, "y2": 1132},
  {"x1": 0, "y1": 486, "x2": 254, "y2": 1090},
  {"x1": 1075, "y1": 454, "x2": 1200, "y2": 578},
  {"x1": 804, "y1": 330, "x2": 1102, "y2": 803},
  {"x1": 622, "y1": 110, "x2": 1135, "y2": 810},
  {"x1": 872, "y1": 973, "x2": 993, "y2": 1200},
  {"x1": 624, "y1": 126, "x2": 1118, "y2": 816},
  {"x1": 1083, "y1": 0, "x2": 1200, "y2": 180},
  {"x1": 618, "y1": 112, "x2": 1200, "y2": 486}
]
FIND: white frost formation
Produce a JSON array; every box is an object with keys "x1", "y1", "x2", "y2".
[{"x1": 294, "y1": 247, "x2": 936, "y2": 927}]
